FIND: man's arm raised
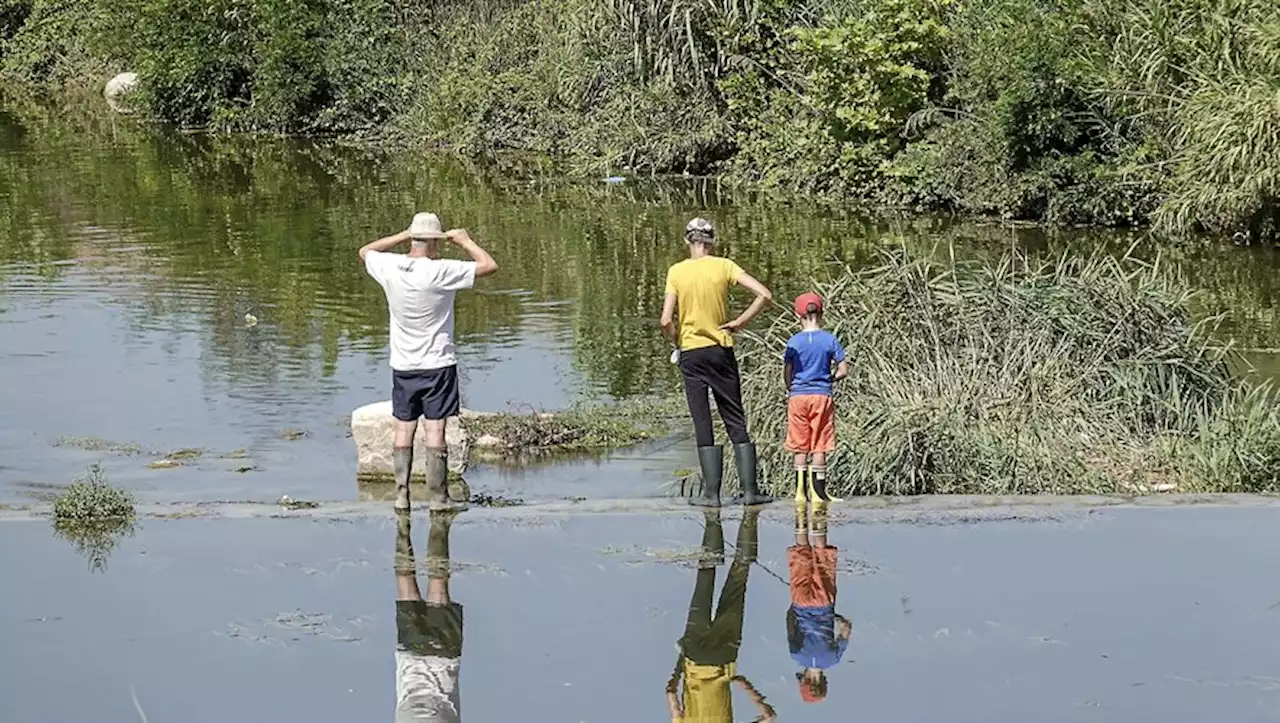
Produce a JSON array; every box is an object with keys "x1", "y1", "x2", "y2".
[
  {"x1": 358, "y1": 229, "x2": 410, "y2": 263},
  {"x1": 446, "y1": 228, "x2": 498, "y2": 277}
]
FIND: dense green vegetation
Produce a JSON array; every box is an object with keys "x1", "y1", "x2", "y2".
[
  {"x1": 2, "y1": 0, "x2": 1279, "y2": 242},
  {"x1": 737, "y1": 249, "x2": 1280, "y2": 496}
]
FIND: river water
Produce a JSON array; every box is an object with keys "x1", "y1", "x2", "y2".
[{"x1": 2, "y1": 101, "x2": 1279, "y2": 505}]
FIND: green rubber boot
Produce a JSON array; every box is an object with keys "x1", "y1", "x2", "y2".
[
  {"x1": 698, "y1": 508, "x2": 726, "y2": 567},
  {"x1": 732, "y1": 442, "x2": 773, "y2": 507},
  {"x1": 691, "y1": 446, "x2": 723, "y2": 508},
  {"x1": 393, "y1": 447, "x2": 413, "y2": 511},
  {"x1": 424, "y1": 447, "x2": 466, "y2": 512}
]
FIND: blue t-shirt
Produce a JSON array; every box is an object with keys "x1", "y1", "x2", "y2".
[
  {"x1": 784, "y1": 330, "x2": 846, "y2": 396},
  {"x1": 788, "y1": 605, "x2": 849, "y2": 669}
]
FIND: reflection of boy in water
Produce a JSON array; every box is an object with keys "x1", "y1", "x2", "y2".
[
  {"x1": 395, "y1": 510, "x2": 463, "y2": 722},
  {"x1": 667, "y1": 509, "x2": 775, "y2": 723},
  {"x1": 787, "y1": 505, "x2": 850, "y2": 704}
]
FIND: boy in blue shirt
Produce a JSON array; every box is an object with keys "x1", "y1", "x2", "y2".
[
  {"x1": 783, "y1": 292, "x2": 849, "y2": 504},
  {"x1": 787, "y1": 504, "x2": 851, "y2": 703}
]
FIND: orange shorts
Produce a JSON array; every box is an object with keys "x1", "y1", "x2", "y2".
[
  {"x1": 785, "y1": 395, "x2": 836, "y2": 453},
  {"x1": 788, "y1": 545, "x2": 838, "y2": 607}
]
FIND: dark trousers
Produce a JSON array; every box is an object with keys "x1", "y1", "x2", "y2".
[
  {"x1": 679, "y1": 345, "x2": 750, "y2": 447},
  {"x1": 679, "y1": 517, "x2": 755, "y2": 666}
]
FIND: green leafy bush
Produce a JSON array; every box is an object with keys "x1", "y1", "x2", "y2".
[
  {"x1": 86, "y1": 0, "x2": 411, "y2": 132},
  {"x1": 0, "y1": 0, "x2": 109, "y2": 88},
  {"x1": 728, "y1": 0, "x2": 949, "y2": 195}
]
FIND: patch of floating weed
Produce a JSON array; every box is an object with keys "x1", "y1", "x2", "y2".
[
  {"x1": 54, "y1": 436, "x2": 147, "y2": 455},
  {"x1": 165, "y1": 448, "x2": 203, "y2": 461},
  {"x1": 467, "y1": 395, "x2": 682, "y2": 456},
  {"x1": 602, "y1": 544, "x2": 707, "y2": 567},
  {"x1": 54, "y1": 465, "x2": 135, "y2": 520},
  {"x1": 468, "y1": 492, "x2": 523, "y2": 508},
  {"x1": 51, "y1": 465, "x2": 137, "y2": 572},
  {"x1": 222, "y1": 610, "x2": 368, "y2": 645},
  {"x1": 276, "y1": 495, "x2": 320, "y2": 510}
]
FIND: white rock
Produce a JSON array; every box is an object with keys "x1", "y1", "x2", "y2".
[
  {"x1": 104, "y1": 72, "x2": 139, "y2": 114},
  {"x1": 350, "y1": 401, "x2": 469, "y2": 480}
]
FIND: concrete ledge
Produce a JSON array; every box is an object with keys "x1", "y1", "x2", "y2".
[{"x1": 9, "y1": 493, "x2": 1280, "y2": 525}]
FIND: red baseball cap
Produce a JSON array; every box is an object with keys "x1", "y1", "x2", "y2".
[
  {"x1": 798, "y1": 675, "x2": 828, "y2": 703},
  {"x1": 794, "y1": 292, "x2": 823, "y2": 317}
]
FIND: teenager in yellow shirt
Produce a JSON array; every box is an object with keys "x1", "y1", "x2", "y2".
[
  {"x1": 660, "y1": 218, "x2": 774, "y2": 507},
  {"x1": 666, "y1": 509, "x2": 775, "y2": 723}
]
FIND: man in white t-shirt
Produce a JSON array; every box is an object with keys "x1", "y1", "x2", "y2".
[{"x1": 360, "y1": 212, "x2": 499, "y2": 510}]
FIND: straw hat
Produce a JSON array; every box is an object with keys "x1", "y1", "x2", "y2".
[{"x1": 408, "y1": 212, "x2": 447, "y2": 240}]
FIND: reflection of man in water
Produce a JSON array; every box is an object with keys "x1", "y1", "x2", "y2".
[
  {"x1": 667, "y1": 509, "x2": 775, "y2": 723},
  {"x1": 395, "y1": 510, "x2": 464, "y2": 722},
  {"x1": 786, "y1": 504, "x2": 850, "y2": 704}
]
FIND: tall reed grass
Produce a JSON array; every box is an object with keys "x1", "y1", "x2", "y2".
[{"x1": 735, "y1": 246, "x2": 1280, "y2": 496}]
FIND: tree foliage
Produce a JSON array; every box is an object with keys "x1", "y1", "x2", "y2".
[{"x1": 2, "y1": 0, "x2": 1279, "y2": 241}]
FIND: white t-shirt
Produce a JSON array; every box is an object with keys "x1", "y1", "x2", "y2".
[
  {"x1": 395, "y1": 651, "x2": 460, "y2": 723},
  {"x1": 365, "y1": 251, "x2": 477, "y2": 371}
]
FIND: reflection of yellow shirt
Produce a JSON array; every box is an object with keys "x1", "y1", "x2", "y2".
[
  {"x1": 665, "y1": 257, "x2": 744, "y2": 351},
  {"x1": 680, "y1": 660, "x2": 735, "y2": 723}
]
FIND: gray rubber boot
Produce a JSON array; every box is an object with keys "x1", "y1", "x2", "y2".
[
  {"x1": 691, "y1": 446, "x2": 723, "y2": 507},
  {"x1": 732, "y1": 442, "x2": 773, "y2": 506},
  {"x1": 393, "y1": 447, "x2": 413, "y2": 511},
  {"x1": 394, "y1": 509, "x2": 415, "y2": 575},
  {"x1": 426, "y1": 510, "x2": 457, "y2": 579},
  {"x1": 424, "y1": 447, "x2": 466, "y2": 511}
]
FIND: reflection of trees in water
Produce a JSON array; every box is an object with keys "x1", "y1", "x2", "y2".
[
  {"x1": 52, "y1": 518, "x2": 137, "y2": 573},
  {"x1": 1, "y1": 100, "x2": 1277, "y2": 401}
]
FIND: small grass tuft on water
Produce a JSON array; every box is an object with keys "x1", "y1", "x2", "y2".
[
  {"x1": 52, "y1": 465, "x2": 137, "y2": 572},
  {"x1": 53, "y1": 464, "x2": 136, "y2": 520}
]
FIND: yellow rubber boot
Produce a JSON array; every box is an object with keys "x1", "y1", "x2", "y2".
[
  {"x1": 810, "y1": 502, "x2": 830, "y2": 537},
  {"x1": 793, "y1": 468, "x2": 808, "y2": 505}
]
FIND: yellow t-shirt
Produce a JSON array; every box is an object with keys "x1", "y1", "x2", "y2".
[
  {"x1": 665, "y1": 257, "x2": 744, "y2": 351},
  {"x1": 680, "y1": 660, "x2": 735, "y2": 723}
]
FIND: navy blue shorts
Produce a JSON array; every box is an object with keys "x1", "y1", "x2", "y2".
[
  {"x1": 396, "y1": 600, "x2": 463, "y2": 657},
  {"x1": 391, "y1": 366, "x2": 460, "y2": 421}
]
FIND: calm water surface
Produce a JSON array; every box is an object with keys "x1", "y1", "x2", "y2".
[
  {"x1": 2, "y1": 102, "x2": 1278, "y2": 504},
  {"x1": 5, "y1": 505, "x2": 1280, "y2": 721}
]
